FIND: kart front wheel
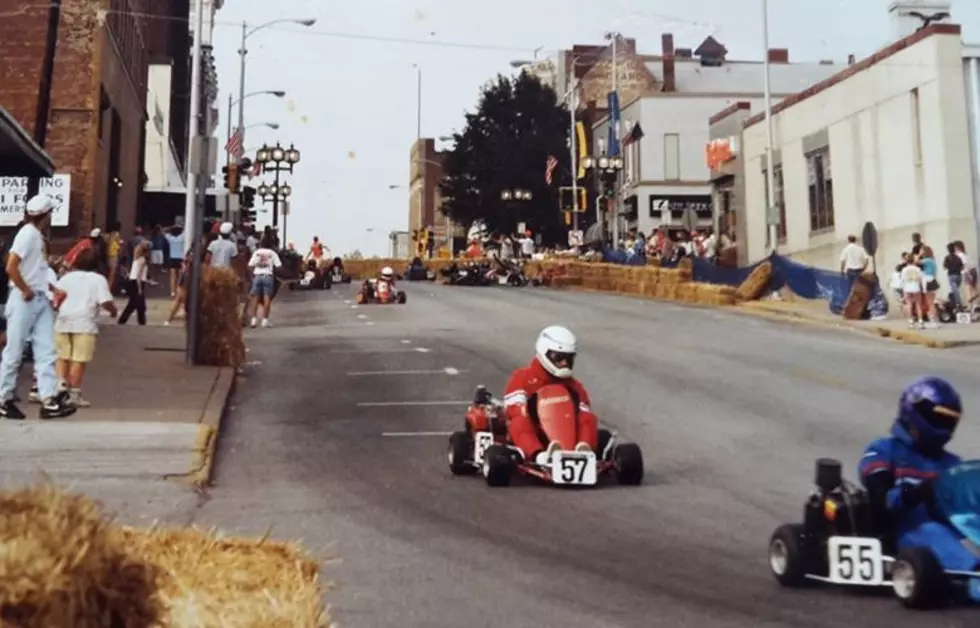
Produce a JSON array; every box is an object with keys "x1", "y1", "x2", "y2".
[
  {"x1": 892, "y1": 547, "x2": 946, "y2": 609},
  {"x1": 613, "y1": 443, "x2": 643, "y2": 485},
  {"x1": 397, "y1": 292, "x2": 407, "y2": 304},
  {"x1": 448, "y1": 431, "x2": 476, "y2": 476},
  {"x1": 482, "y1": 445, "x2": 513, "y2": 487},
  {"x1": 768, "y1": 524, "x2": 808, "y2": 587}
]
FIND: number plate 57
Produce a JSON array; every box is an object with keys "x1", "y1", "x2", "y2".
[
  {"x1": 552, "y1": 452, "x2": 597, "y2": 485},
  {"x1": 827, "y1": 536, "x2": 884, "y2": 585}
]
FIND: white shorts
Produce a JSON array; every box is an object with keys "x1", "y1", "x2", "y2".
[
  {"x1": 903, "y1": 283, "x2": 921, "y2": 294},
  {"x1": 150, "y1": 250, "x2": 164, "y2": 265}
]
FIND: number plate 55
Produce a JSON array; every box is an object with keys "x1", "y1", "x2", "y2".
[
  {"x1": 828, "y1": 536, "x2": 884, "y2": 586},
  {"x1": 552, "y1": 452, "x2": 597, "y2": 485}
]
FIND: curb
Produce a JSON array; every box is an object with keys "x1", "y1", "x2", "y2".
[{"x1": 187, "y1": 367, "x2": 238, "y2": 487}]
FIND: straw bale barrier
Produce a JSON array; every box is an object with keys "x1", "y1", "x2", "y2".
[
  {"x1": 541, "y1": 262, "x2": 737, "y2": 307},
  {"x1": 198, "y1": 267, "x2": 246, "y2": 367},
  {"x1": 0, "y1": 485, "x2": 329, "y2": 628},
  {"x1": 734, "y1": 260, "x2": 773, "y2": 301}
]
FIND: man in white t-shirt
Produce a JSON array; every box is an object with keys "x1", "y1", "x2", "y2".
[
  {"x1": 839, "y1": 234, "x2": 869, "y2": 283},
  {"x1": 0, "y1": 194, "x2": 76, "y2": 419},
  {"x1": 207, "y1": 222, "x2": 239, "y2": 267},
  {"x1": 246, "y1": 238, "x2": 282, "y2": 328}
]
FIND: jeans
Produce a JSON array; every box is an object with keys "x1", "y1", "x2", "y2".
[
  {"x1": 0, "y1": 290, "x2": 60, "y2": 401},
  {"x1": 949, "y1": 274, "x2": 964, "y2": 309},
  {"x1": 118, "y1": 280, "x2": 146, "y2": 325}
]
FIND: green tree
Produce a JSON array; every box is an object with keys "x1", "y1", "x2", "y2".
[{"x1": 440, "y1": 72, "x2": 575, "y2": 245}]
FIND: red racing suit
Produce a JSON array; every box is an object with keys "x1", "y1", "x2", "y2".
[{"x1": 502, "y1": 358, "x2": 598, "y2": 456}]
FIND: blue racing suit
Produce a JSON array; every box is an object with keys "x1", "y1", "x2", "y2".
[{"x1": 859, "y1": 423, "x2": 980, "y2": 599}]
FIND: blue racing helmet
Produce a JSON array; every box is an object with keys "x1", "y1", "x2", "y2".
[{"x1": 895, "y1": 376, "x2": 962, "y2": 451}]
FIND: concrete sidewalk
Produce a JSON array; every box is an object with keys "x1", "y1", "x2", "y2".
[
  {"x1": 0, "y1": 322, "x2": 237, "y2": 523},
  {"x1": 733, "y1": 297, "x2": 980, "y2": 349}
]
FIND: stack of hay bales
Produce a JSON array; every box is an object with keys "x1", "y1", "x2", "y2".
[
  {"x1": 198, "y1": 267, "x2": 246, "y2": 367},
  {"x1": 734, "y1": 260, "x2": 773, "y2": 301},
  {"x1": 0, "y1": 485, "x2": 329, "y2": 628}
]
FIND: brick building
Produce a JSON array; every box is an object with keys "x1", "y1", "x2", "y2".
[
  {"x1": 408, "y1": 138, "x2": 453, "y2": 254},
  {"x1": 0, "y1": 0, "x2": 151, "y2": 241}
]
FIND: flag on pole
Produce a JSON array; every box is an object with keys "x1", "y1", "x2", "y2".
[
  {"x1": 544, "y1": 155, "x2": 558, "y2": 185},
  {"x1": 225, "y1": 127, "x2": 244, "y2": 160},
  {"x1": 250, "y1": 158, "x2": 263, "y2": 178},
  {"x1": 622, "y1": 122, "x2": 645, "y2": 147}
]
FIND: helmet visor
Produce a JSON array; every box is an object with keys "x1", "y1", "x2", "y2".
[
  {"x1": 914, "y1": 398, "x2": 960, "y2": 431},
  {"x1": 545, "y1": 350, "x2": 575, "y2": 371}
]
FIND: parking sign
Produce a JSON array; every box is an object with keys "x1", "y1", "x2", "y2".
[{"x1": 0, "y1": 174, "x2": 71, "y2": 227}]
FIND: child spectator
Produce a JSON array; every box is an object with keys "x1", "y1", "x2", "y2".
[{"x1": 52, "y1": 248, "x2": 116, "y2": 407}]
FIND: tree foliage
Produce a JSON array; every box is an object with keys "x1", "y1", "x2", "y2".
[{"x1": 440, "y1": 72, "x2": 573, "y2": 245}]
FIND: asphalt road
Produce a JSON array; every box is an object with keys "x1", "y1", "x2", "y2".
[{"x1": 196, "y1": 280, "x2": 980, "y2": 628}]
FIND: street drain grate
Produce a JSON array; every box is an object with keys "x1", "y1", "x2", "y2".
[{"x1": 144, "y1": 347, "x2": 185, "y2": 352}]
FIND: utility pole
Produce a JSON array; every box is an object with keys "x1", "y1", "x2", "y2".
[
  {"x1": 568, "y1": 71, "x2": 579, "y2": 235},
  {"x1": 762, "y1": 0, "x2": 779, "y2": 253},
  {"x1": 184, "y1": 0, "x2": 205, "y2": 365}
]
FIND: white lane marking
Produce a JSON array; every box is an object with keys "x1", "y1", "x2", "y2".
[
  {"x1": 344, "y1": 300, "x2": 351, "y2": 304},
  {"x1": 346, "y1": 368, "x2": 468, "y2": 376},
  {"x1": 328, "y1": 348, "x2": 422, "y2": 354},
  {"x1": 350, "y1": 305, "x2": 358, "y2": 309},
  {"x1": 365, "y1": 321, "x2": 375, "y2": 326},
  {"x1": 414, "y1": 347, "x2": 430, "y2": 353},
  {"x1": 357, "y1": 401, "x2": 471, "y2": 407},
  {"x1": 357, "y1": 314, "x2": 367, "y2": 319},
  {"x1": 382, "y1": 431, "x2": 453, "y2": 437},
  {"x1": 401, "y1": 339, "x2": 411, "y2": 344}
]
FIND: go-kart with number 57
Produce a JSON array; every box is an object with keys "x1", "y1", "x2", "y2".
[
  {"x1": 768, "y1": 377, "x2": 980, "y2": 609},
  {"x1": 446, "y1": 325, "x2": 643, "y2": 487}
]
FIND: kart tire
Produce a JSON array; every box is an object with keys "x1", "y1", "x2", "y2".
[
  {"x1": 891, "y1": 547, "x2": 946, "y2": 609},
  {"x1": 482, "y1": 445, "x2": 514, "y2": 487},
  {"x1": 613, "y1": 443, "x2": 644, "y2": 485},
  {"x1": 344, "y1": 277, "x2": 352, "y2": 284},
  {"x1": 508, "y1": 274, "x2": 527, "y2": 287},
  {"x1": 938, "y1": 309, "x2": 954, "y2": 324},
  {"x1": 768, "y1": 524, "x2": 809, "y2": 587},
  {"x1": 448, "y1": 431, "x2": 476, "y2": 476},
  {"x1": 397, "y1": 292, "x2": 407, "y2": 304}
]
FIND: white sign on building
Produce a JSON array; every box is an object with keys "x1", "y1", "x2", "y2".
[{"x1": 0, "y1": 174, "x2": 71, "y2": 227}]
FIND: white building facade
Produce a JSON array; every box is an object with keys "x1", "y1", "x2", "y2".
[
  {"x1": 144, "y1": 65, "x2": 186, "y2": 192},
  {"x1": 740, "y1": 22, "x2": 977, "y2": 300},
  {"x1": 592, "y1": 51, "x2": 840, "y2": 237}
]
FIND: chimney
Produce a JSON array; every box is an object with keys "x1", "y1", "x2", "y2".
[
  {"x1": 661, "y1": 33, "x2": 676, "y2": 92},
  {"x1": 675, "y1": 48, "x2": 692, "y2": 58},
  {"x1": 767, "y1": 48, "x2": 789, "y2": 63},
  {"x1": 847, "y1": 53, "x2": 856, "y2": 65}
]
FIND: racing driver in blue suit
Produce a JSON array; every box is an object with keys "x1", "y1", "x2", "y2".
[{"x1": 858, "y1": 375, "x2": 980, "y2": 602}]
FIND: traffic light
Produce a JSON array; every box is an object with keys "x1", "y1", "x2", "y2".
[
  {"x1": 241, "y1": 186, "x2": 256, "y2": 209},
  {"x1": 223, "y1": 163, "x2": 240, "y2": 193}
]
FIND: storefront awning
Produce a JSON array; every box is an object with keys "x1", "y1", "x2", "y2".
[{"x1": 0, "y1": 105, "x2": 55, "y2": 178}]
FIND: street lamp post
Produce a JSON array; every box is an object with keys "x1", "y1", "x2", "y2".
[
  {"x1": 237, "y1": 18, "x2": 315, "y2": 153},
  {"x1": 254, "y1": 142, "x2": 300, "y2": 240},
  {"x1": 761, "y1": 0, "x2": 779, "y2": 253},
  {"x1": 500, "y1": 188, "x2": 533, "y2": 234},
  {"x1": 582, "y1": 153, "x2": 623, "y2": 244},
  {"x1": 224, "y1": 90, "x2": 284, "y2": 218}
]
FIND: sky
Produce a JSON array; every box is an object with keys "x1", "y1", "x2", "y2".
[{"x1": 209, "y1": 0, "x2": 980, "y2": 257}]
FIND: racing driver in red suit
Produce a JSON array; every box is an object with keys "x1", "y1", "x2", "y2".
[{"x1": 502, "y1": 325, "x2": 598, "y2": 464}]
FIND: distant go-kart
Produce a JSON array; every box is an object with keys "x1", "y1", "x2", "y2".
[
  {"x1": 355, "y1": 278, "x2": 406, "y2": 304},
  {"x1": 326, "y1": 257, "x2": 352, "y2": 284},
  {"x1": 447, "y1": 384, "x2": 643, "y2": 487}
]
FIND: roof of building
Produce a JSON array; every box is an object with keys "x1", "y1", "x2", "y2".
[{"x1": 742, "y1": 23, "x2": 962, "y2": 129}]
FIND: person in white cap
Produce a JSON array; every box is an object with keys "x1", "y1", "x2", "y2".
[
  {"x1": 207, "y1": 221, "x2": 239, "y2": 268},
  {"x1": 0, "y1": 194, "x2": 75, "y2": 419}
]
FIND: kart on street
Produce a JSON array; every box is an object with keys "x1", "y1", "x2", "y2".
[
  {"x1": 404, "y1": 257, "x2": 436, "y2": 281},
  {"x1": 447, "y1": 384, "x2": 644, "y2": 487},
  {"x1": 768, "y1": 457, "x2": 980, "y2": 609},
  {"x1": 327, "y1": 257, "x2": 353, "y2": 284},
  {"x1": 355, "y1": 278, "x2": 406, "y2": 304},
  {"x1": 293, "y1": 259, "x2": 331, "y2": 290}
]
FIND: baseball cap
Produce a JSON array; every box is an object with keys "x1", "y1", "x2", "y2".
[
  {"x1": 90, "y1": 228, "x2": 102, "y2": 238},
  {"x1": 26, "y1": 194, "x2": 56, "y2": 216},
  {"x1": 219, "y1": 221, "x2": 233, "y2": 235}
]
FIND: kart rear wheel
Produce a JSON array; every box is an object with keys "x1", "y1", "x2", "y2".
[
  {"x1": 448, "y1": 431, "x2": 476, "y2": 476},
  {"x1": 892, "y1": 547, "x2": 946, "y2": 609},
  {"x1": 768, "y1": 524, "x2": 808, "y2": 587},
  {"x1": 397, "y1": 292, "x2": 407, "y2": 304},
  {"x1": 482, "y1": 445, "x2": 513, "y2": 487},
  {"x1": 613, "y1": 443, "x2": 643, "y2": 485}
]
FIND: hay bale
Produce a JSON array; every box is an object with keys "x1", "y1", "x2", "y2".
[
  {"x1": 735, "y1": 261, "x2": 773, "y2": 301},
  {"x1": 677, "y1": 257, "x2": 693, "y2": 273},
  {"x1": 117, "y1": 526, "x2": 328, "y2": 628},
  {"x1": 675, "y1": 284, "x2": 696, "y2": 302},
  {"x1": 0, "y1": 485, "x2": 162, "y2": 628},
  {"x1": 198, "y1": 267, "x2": 246, "y2": 368}
]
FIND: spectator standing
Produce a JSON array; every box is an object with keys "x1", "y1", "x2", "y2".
[
  {"x1": 150, "y1": 225, "x2": 169, "y2": 277},
  {"x1": 919, "y1": 246, "x2": 940, "y2": 328},
  {"x1": 118, "y1": 242, "x2": 150, "y2": 325},
  {"x1": 900, "y1": 253, "x2": 925, "y2": 329},
  {"x1": 839, "y1": 234, "x2": 869, "y2": 284},
  {"x1": 953, "y1": 240, "x2": 977, "y2": 304},
  {"x1": 105, "y1": 222, "x2": 123, "y2": 294},
  {"x1": 207, "y1": 222, "x2": 239, "y2": 267},
  {"x1": 53, "y1": 249, "x2": 117, "y2": 406},
  {"x1": 943, "y1": 242, "x2": 964, "y2": 310},
  {"x1": 246, "y1": 234, "x2": 282, "y2": 328},
  {"x1": 165, "y1": 226, "x2": 185, "y2": 297},
  {"x1": 0, "y1": 195, "x2": 75, "y2": 419}
]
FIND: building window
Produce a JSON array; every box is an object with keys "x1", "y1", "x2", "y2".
[
  {"x1": 910, "y1": 87, "x2": 922, "y2": 166},
  {"x1": 762, "y1": 166, "x2": 787, "y2": 242},
  {"x1": 664, "y1": 133, "x2": 680, "y2": 180},
  {"x1": 806, "y1": 149, "x2": 834, "y2": 232}
]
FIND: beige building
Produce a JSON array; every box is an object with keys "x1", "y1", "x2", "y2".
[{"x1": 739, "y1": 19, "x2": 975, "y2": 300}]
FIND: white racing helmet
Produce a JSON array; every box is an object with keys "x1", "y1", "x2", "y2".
[
  {"x1": 381, "y1": 266, "x2": 394, "y2": 279},
  {"x1": 535, "y1": 325, "x2": 576, "y2": 379}
]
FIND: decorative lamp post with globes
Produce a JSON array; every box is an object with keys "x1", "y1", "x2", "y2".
[
  {"x1": 500, "y1": 188, "x2": 533, "y2": 235},
  {"x1": 255, "y1": 142, "x2": 300, "y2": 240},
  {"x1": 581, "y1": 154, "x2": 623, "y2": 243}
]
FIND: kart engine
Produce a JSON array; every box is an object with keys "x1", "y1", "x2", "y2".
[{"x1": 804, "y1": 458, "x2": 874, "y2": 538}]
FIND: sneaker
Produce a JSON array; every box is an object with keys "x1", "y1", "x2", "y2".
[
  {"x1": 69, "y1": 389, "x2": 91, "y2": 408},
  {"x1": 27, "y1": 386, "x2": 40, "y2": 403},
  {"x1": 0, "y1": 400, "x2": 26, "y2": 420},
  {"x1": 250, "y1": 317, "x2": 257, "y2": 328},
  {"x1": 574, "y1": 442, "x2": 592, "y2": 452},
  {"x1": 40, "y1": 391, "x2": 77, "y2": 419},
  {"x1": 261, "y1": 319, "x2": 271, "y2": 328}
]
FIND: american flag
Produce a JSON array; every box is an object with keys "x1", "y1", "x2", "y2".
[
  {"x1": 544, "y1": 155, "x2": 558, "y2": 185},
  {"x1": 225, "y1": 127, "x2": 244, "y2": 160},
  {"x1": 250, "y1": 158, "x2": 262, "y2": 178}
]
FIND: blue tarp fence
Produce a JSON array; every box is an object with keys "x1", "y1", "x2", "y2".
[{"x1": 599, "y1": 249, "x2": 889, "y2": 318}]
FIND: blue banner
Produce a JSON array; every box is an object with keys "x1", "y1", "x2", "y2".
[{"x1": 607, "y1": 91, "x2": 621, "y2": 157}]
